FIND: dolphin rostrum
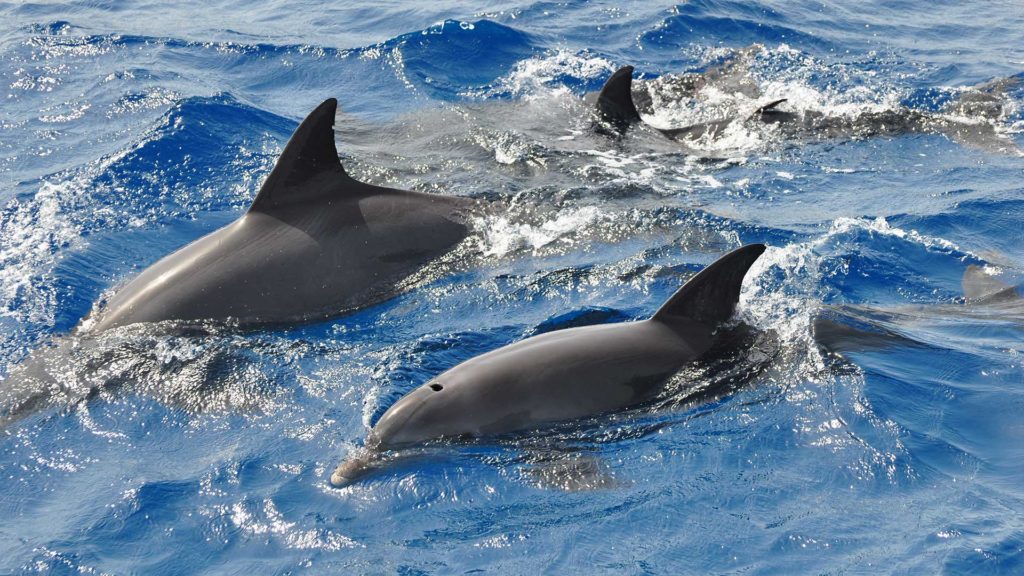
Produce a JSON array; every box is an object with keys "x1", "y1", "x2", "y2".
[
  {"x1": 86, "y1": 98, "x2": 477, "y2": 332},
  {"x1": 330, "y1": 243, "x2": 767, "y2": 487}
]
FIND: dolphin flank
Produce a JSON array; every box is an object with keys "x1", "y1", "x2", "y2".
[
  {"x1": 86, "y1": 98, "x2": 477, "y2": 332},
  {"x1": 331, "y1": 243, "x2": 767, "y2": 487}
]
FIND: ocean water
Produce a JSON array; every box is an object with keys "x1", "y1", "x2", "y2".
[{"x1": 1, "y1": 0, "x2": 1023, "y2": 573}]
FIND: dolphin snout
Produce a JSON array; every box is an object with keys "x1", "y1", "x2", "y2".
[{"x1": 330, "y1": 448, "x2": 379, "y2": 488}]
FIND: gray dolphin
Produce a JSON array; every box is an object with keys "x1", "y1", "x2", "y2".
[
  {"x1": 596, "y1": 64, "x2": 798, "y2": 141},
  {"x1": 330, "y1": 243, "x2": 766, "y2": 487},
  {"x1": 596, "y1": 64, "x2": 1023, "y2": 155},
  {"x1": 87, "y1": 98, "x2": 477, "y2": 332},
  {"x1": 813, "y1": 264, "x2": 1024, "y2": 356}
]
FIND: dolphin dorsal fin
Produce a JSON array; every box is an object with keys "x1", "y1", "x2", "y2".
[
  {"x1": 652, "y1": 244, "x2": 766, "y2": 326},
  {"x1": 754, "y1": 98, "x2": 787, "y2": 115},
  {"x1": 597, "y1": 66, "x2": 642, "y2": 128},
  {"x1": 250, "y1": 98, "x2": 350, "y2": 212}
]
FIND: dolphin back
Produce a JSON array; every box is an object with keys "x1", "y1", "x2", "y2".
[
  {"x1": 962, "y1": 265, "x2": 1020, "y2": 303},
  {"x1": 652, "y1": 244, "x2": 766, "y2": 326}
]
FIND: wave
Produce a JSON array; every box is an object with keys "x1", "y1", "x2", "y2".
[{"x1": 0, "y1": 94, "x2": 285, "y2": 343}]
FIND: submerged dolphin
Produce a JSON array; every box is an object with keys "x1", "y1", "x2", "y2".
[
  {"x1": 86, "y1": 98, "x2": 476, "y2": 332},
  {"x1": 813, "y1": 264, "x2": 1024, "y2": 356},
  {"x1": 596, "y1": 64, "x2": 1023, "y2": 154},
  {"x1": 330, "y1": 243, "x2": 766, "y2": 487}
]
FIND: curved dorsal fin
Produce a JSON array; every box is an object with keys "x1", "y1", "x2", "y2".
[
  {"x1": 597, "y1": 66, "x2": 642, "y2": 128},
  {"x1": 754, "y1": 98, "x2": 787, "y2": 115},
  {"x1": 652, "y1": 244, "x2": 766, "y2": 326},
  {"x1": 250, "y1": 98, "x2": 349, "y2": 212}
]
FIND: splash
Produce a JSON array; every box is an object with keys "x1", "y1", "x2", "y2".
[
  {"x1": 472, "y1": 205, "x2": 609, "y2": 258},
  {"x1": 473, "y1": 48, "x2": 616, "y2": 99}
]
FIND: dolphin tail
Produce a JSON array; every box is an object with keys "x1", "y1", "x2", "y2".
[
  {"x1": 596, "y1": 66, "x2": 642, "y2": 129},
  {"x1": 652, "y1": 244, "x2": 766, "y2": 326}
]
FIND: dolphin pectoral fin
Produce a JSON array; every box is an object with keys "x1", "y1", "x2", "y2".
[
  {"x1": 652, "y1": 244, "x2": 766, "y2": 327},
  {"x1": 519, "y1": 448, "x2": 625, "y2": 491},
  {"x1": 596, "y1": 65, "x2": 642, "y2": 129},
  {"x1": 250, "y1": 98, "x2": 355, "y2": 213}
]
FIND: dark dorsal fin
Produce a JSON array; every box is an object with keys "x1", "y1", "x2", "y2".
[
  {"x1": 597, "y1": 65, "x2": 642, "y2": 128},
  {"x1": 250, "y1": 98, "x2": 350, "y2": 212},
  {"x1": 754, "y1": 98, "x2": 787, "y2": 115},
  {"x1": 652, "y1": 244, "x2": 766, "y2": 326}
]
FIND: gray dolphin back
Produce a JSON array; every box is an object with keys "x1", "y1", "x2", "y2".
[{"x1": 962, "y1": 265, "x2": 1020, "y2": 303}]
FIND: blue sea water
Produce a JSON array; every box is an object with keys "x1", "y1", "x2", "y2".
[{"x1": 1, "y1": 0, "x2": 1023, "y2": 573}]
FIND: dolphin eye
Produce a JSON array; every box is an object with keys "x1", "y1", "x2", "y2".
[{"x1": 429, "y1": 383, "x2": 443, "y2": 392}]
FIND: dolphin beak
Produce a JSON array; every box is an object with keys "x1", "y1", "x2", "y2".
[{"x1": 330, "y1": 448, "x2": 378, "y2": 488}]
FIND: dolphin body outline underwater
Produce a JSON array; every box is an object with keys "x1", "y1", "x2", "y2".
[{"x1": 331, "y1": 243, "x2": 766, "y2": 487}]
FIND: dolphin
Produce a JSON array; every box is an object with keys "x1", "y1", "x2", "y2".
[
  {"x1": 596, "y1": 64, "x2": 789, "y2": 140},
  {"x1": 596, "y1": 64, "x2": 1023, "y2": 155},
  {"x1": 85, "y1": 98, "x2": 477, "y2": 333},
  {"x1": 813, "y1": 264, "x2": 1024, "y2": 356},
  {"x1": 330, "y1": 243, "x2": 767, "y2": 487}
]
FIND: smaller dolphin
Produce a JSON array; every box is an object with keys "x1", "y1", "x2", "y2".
[
  {"x1": 596, "y1": 64, "x2": 1023, "y2": 154},
  {"x1": 331, "y1": 243, "x2": 766, "y2": 487},
  {"x1": 596, "y1": 65, "x2": 791, "y2": 140},
  {"x1": 813, "y1": 264, "x2": 1024, "y2": 356}
]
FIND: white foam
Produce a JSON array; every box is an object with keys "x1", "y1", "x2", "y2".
[
  {"x1": 0, "y1": 178, "x2": 88, "y2": 327},
  {"x1": 472, "y1": 205, "x2": 608, "y2": 258},
  {"x1": 738, "y1": 214, "x2": 970, "y2": 378},
  {"x1": 638, "y1": 44, "x2": 913, "y2": 155},
  {"x1": 472, "y1": 49, "x2": 615, "y2": 100}
]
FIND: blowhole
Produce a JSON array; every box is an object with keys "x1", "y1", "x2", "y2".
[{"x1": 429, "y1": 383, "x2": 443, "y2": 392}]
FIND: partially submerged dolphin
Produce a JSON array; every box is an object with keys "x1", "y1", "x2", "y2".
[
  {"x1": 596, "y1": 64, "x2": 1023, "y2": 154},
  {"x1": 330, "y1": 243, "x2": 766, "y2": 487},
  {"x1": 86, "y1": 98, "x2": 477, "y2": 332},
  {"x1": 596, "y1": 65, "x2": 789, "y2": 139},
  {"x1": 813, "y1": 264, "x2": 1024, "y2": 356}
]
